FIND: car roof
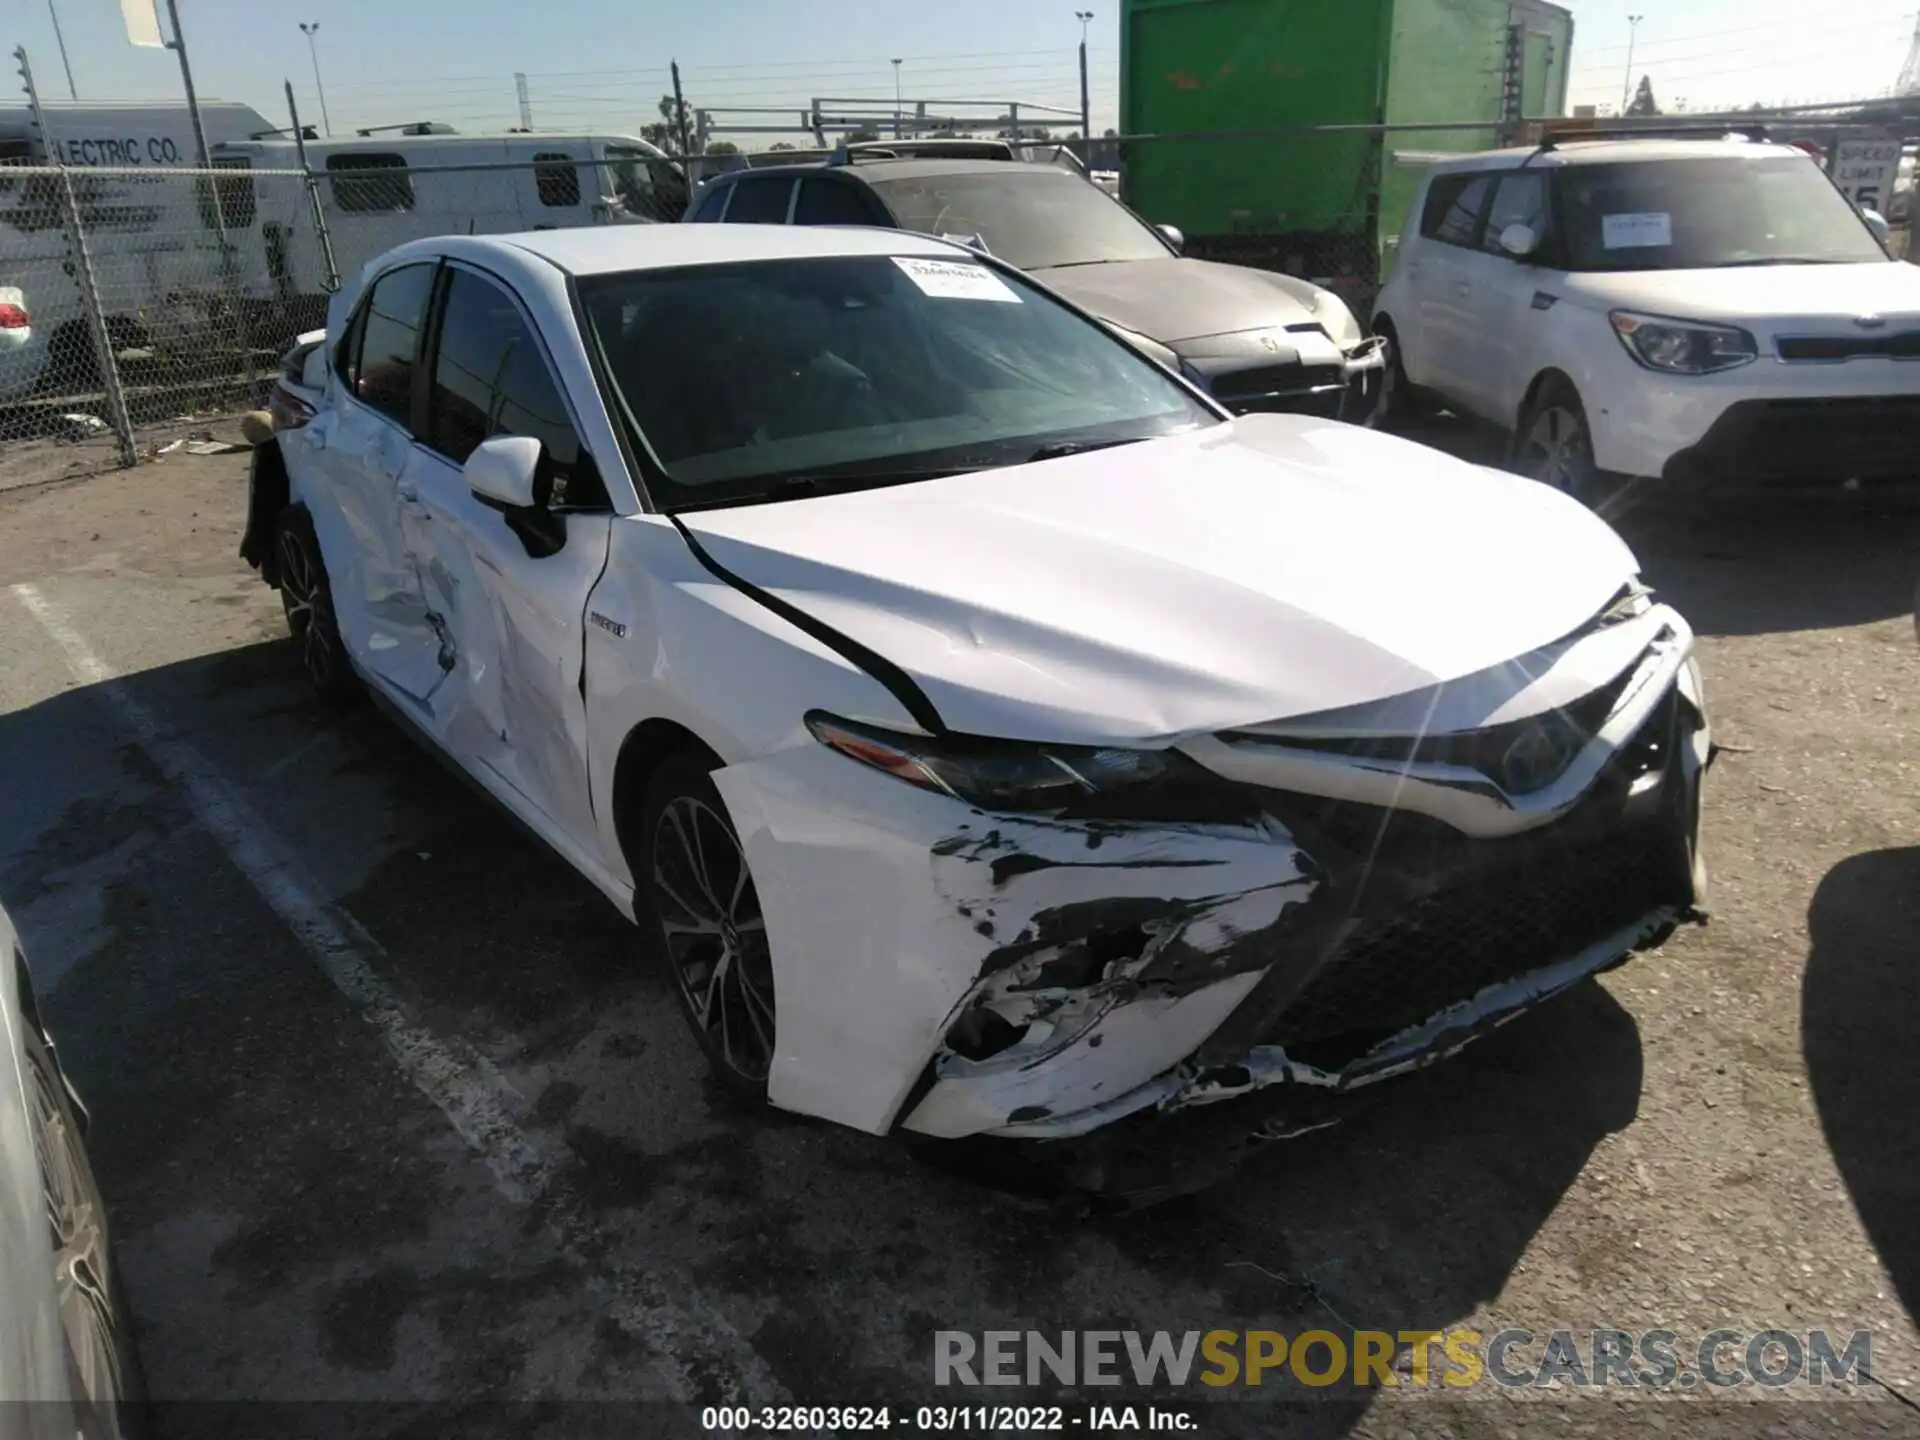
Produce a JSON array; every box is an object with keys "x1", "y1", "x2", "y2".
[
  {"x1": 1425, "y1": 138, "x2": 1807, "y2": 172},
  {"x1": 422, "y1": 223, "x2": 978, "y2": 276}
]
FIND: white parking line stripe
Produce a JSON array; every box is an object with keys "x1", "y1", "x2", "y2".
[{"x1": 11, "y1": 581, "x2": 792, "y2": 1411}]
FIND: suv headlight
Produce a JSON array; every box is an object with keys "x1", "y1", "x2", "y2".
[
  {"x1": 1610, "y1": 311, "x2": 1758, "y2": 375},
  {"x1": 806, "y1": 712, "x2": 1251, "y2": 821}
]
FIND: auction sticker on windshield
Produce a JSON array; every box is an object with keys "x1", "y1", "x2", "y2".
[
  {"x1": 1602, "y1": 212, "x2": 1674, "y2": 249},
  {"x1": 893, "y1": 257, "x2": 1022, "y2": 303}
]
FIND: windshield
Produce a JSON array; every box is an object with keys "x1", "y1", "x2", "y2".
[
  {"x1": 578, "y1": 254, "x2": 1218, "y2": 509},
  {"x1": 1555, "y1": 155, "x2": 1889, "y2": 271},
  {"x1": 866, "y1": 170, "x2": 1172, "y2": 270}
]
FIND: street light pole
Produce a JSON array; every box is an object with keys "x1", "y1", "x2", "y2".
[
  {"x1": 160, "y1": 0, "x2": 213, "y2": 170},
  {"x1": 46, "y1": 0, "x2": 77, "y2": 99},
  {"x1": 1622, "y1": 14, "x2": 1644, "y2": 116},
  {"x1": 299, "y1": 23, "x2": 332, "y2": 136},
  {"x1": 1076, "y1": 10, "x2": 1093, "y2": 143},
  {"x1": 892, "y1": 58, "x2": 903, "y2": 138}
]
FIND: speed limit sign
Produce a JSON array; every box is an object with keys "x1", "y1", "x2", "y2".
[{"x1": 1832, "y1": 136, "x2": 1903, "y2": 213}]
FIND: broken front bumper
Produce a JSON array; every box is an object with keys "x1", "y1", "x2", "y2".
[{"x1": 714, "y1": 639, "x2": 1709, "y2": 1145}]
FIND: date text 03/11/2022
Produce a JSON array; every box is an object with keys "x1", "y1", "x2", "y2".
[{"x1": 700, "y1": 1406, "x2": 1200, "y2": 1432}]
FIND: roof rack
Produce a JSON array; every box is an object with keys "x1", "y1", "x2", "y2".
[
  {"x1": 353, "y1": 121, "x2": 458, "y2": 138},
  {"x1": 1536, "y1": 122, "x2": 1770, "y2": 153},
  {"x1": 830, "y1": 137, "x2": 1021, "y2": 165}
]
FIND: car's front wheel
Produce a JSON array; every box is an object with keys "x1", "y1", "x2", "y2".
[
  {"x1": 638, "y1": 753, "x2": 777, "y2": 1106},
  {"x1": 275, "y1": 505, "x2": 358, "y2": 705},
  {"x1": 1513, "y1": 378, "x2": 1600, "y2": 503}
]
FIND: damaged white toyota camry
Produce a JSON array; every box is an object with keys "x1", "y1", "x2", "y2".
[{"x1": 243, "y1": 225, "x2": 1712, "y2": 1156}]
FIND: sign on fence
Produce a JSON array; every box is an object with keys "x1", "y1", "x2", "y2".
[{"x1": 1831, "y1": 136, "x2": 1903, "y2": 215}]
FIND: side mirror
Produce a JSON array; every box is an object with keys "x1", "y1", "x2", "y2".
[
  {"x1": 1499, "y1": 222, "x2": 1540, "y2": 258},
  {"x1": 466, "y1": 434, "x2": 542, "y2": 509},
  {"x1": 1860, "y1": 207, "x2": 1892, "y2": 248},
  {"x1": 1157, "y1": 223, "x2": 1185, "y2": 254}
]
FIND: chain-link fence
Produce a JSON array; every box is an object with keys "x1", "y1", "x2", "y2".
[{"x1": 0, "y1": 163, "x2": 332, "y2": 462}]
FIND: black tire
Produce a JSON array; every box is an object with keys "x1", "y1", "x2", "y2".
[
  {"x1": 1512, "y1": 376, "x2": 1600, "y2": 504},
  {"x1": 637, "y1": 752, "x2": 777, "y2": 1107},
  {"x1": 274, "y1": 505, "x2": 359, "y2": 706}
]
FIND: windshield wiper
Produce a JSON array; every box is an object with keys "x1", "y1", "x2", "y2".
[{"x1": 1025, "y1": 437, "x2": 1152, "y2": 463}]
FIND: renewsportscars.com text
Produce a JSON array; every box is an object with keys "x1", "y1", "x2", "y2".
[{"x1": 933, "y1": 1328, "x2": 1872, "y2": 1392}]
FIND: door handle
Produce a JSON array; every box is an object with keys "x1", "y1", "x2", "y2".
[
  {"x1": 395, "y1": 477, "x2": 419, "y2": 502},
  {"x1": 1452, "y1": 280, "x2": 1472, "y2": 297}
]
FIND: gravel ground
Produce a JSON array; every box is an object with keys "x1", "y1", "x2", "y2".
[{"x1": 0, "y1": 432, "x2": 1916, "y2": 1439}]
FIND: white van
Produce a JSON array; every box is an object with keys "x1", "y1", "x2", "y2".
[
  {"x1": 220, "y1": 130, "x2": 689, "y2": 315},
  {"x1": 1, "y1": 100, "x2": 276, "y2": 400},
  {"x1": 1, "y1": 113, "x2": 687, "y2": 402}
]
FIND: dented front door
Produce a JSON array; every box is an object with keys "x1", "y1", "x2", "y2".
[{"x1": 402, "y1": 262, "x2": 612, "y2": 836}]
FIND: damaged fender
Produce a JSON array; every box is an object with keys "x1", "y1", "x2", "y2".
[{"x1": 711, "y1": 741, "x2": 1317, "y2": 1138}]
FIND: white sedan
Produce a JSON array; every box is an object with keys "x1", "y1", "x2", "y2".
[{"x1": 243, "y1": 225, "x2": 1713, "y2": 1150}]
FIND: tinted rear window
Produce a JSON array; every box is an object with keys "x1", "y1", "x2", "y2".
[{"x1": 721, "y1": 176, "x2": 794, "y2": 224}]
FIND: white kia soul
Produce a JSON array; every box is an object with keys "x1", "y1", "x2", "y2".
[{"x1": 1373, "y1": 136, "x2": 1919, "y2": 501}]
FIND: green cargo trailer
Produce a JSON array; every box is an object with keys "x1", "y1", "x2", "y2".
[{"x1": 1119, "y1": 0, "x2": 1573, "y2": 309}]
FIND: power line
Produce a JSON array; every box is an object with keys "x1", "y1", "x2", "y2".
[{"x1": 1576, "y1": 0, "x2": 1912, "y2": 54}]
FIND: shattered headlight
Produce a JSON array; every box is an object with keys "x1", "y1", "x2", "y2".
[
  {"x1": 1610, "y1": 310, "x2": 1757, "y2": 375},
  {"x1": 806, "y1": 712, "x2": 1246, "y2": 819}
]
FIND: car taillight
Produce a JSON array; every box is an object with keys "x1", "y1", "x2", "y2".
[{"x1": 0, "y1": 303, "x2": 28, "y2": 329}]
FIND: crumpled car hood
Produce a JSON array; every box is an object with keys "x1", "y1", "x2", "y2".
[
  {"x1": 677, "y1": 416, "x2": 1640, "y2": 745},
  {"x1": 1030, "y1": 256, "x2": 1328, "y2": 344}
]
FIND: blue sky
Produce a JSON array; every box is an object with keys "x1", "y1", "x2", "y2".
[{"x1": 8, "y1": 0, "x2": 1915, "y2": 139}]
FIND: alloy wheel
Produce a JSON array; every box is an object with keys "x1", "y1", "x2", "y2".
[
  {"x1": 277, "y1": 527, "x2": 338, "y2": 692},
  {"x1": 1520, "y1": 404, "x2": 1593, "y2": 496},
  {"x1": 652, "y1": 795, "x2": 776, "y2": 1084}
]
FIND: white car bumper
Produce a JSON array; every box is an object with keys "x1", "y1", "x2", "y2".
[
  {"x1": 712, "y1": 659, "x2": 1711, "y2": 1147},
  {"x1": 713, "y1": 742, "x2": 1316, "y2": 1140},
  {"x1": 1587, "y1": 353, "x2": 1920, "y2": 488}
]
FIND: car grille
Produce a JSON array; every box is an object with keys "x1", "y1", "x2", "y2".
[
  {"x1": 1777, "y1": 332, "x2": 1920, "y2": 362},
  {"x1": 1209, "y1": 362, "x2": 1348, "y2": 418},
  {"x1": 1267, "y1": 822, "x2": 1684, "y2": 1051}
]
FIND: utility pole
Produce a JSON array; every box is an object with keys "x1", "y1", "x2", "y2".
[
  {"x1": 1076, "y1": 10, "x2": 1093, "y2": 144},
  {"x1": 46, "y1": 0, "x2": 77, "y2": 99},
  {"x1": 1621, "y1": 14, "x2": 1643, "y2": 116},
  {"x1": 670, "y1": 60, "x2": 691, "y2": 157},
  {"x1": 892, "y1": 58, "x2": 903, "y2": 138},
  {"x1": 299, "y1": 23, "x2": 331, "y2": 135}
]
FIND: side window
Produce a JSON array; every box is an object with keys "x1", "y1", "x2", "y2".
[
  {"x1": 327, "y1": 153, "x2": 415, "y2": 213},
  {"x1": 533, "y1": 152, "x2": 582, "y2": 209},
  {"x1": 720, "y1": 176, "x2": 795, "y2": 224},
  {"x1": 428, "y1": 268, "x2": 608, "y2": 509},
  {"x1": 792, "y1": 177, "x2": 881, "y2": 226},
  {"x1": 1421, "y1": 172, "x2": 1496, "y2": 248},
  {"x1": 198, "y1": 156, "x2": 255, "y2": 230},
  {"x1": 1481, "y1": 171, "x2": 1548, "y2": 254},
  {"x1": 351, "y1": 263, "x2": 437, "y2": 426}
]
